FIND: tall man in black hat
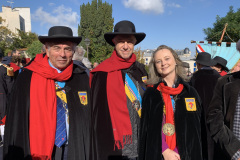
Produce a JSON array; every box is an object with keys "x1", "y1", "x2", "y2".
[
  {"x1": 211, "y1": 56, "x2": 229, "y2": 76},
  {"x1": 207, "y1": 40, "x2": 240, "y2": 160},
  {"x1": 4, "y1": 26, "x2": 91, "y2": 160},
  {"x1": 189, "y1": 52, "x2": 220, "y2": 160},
  {"x1": 90, "y1": 20, "x2": 148, "y2": 160}
]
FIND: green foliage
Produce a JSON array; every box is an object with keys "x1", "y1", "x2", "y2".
[
  {"x1": 26, "y1": 40, "x2": 43, "y2": 58},
  {"x1": 0, "y1": 26, "x2": 15, "y2": 55},
  {"x1": 11, "y1": 30, "x2": 38, "y2": 49},
  {"x1": 203, "y1": 6, "x2": 240, "y2": 42},
  {"x1": 78, "y1": 0, "x2": 114, "y2": 63},
  {"x1": 134, "y1": 47, "x2": 145, "y2": 64}
]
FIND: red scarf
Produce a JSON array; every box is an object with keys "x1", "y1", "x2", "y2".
[
  {"x1": 9, "y1": 62, "x2": 20, "y2": 72},
  {"x1": 90, "y1": 50, "x2": 136, "y2": 149},
  {"x1": 25, "y1": 54, "x2": 73, "y2": 159},
  {"x1": 220, "y1": 70, "x2": 227, "y2": 76},
  {"x1": 157, "y1": 82, "x2": 183, "y2": 150}
]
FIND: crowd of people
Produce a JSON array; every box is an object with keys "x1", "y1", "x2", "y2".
[{"x1": 0, "y1": 20, "x2": 240, "y2": 160}]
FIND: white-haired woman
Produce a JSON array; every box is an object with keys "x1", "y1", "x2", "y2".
[{"x1": 139, "y1": 45, "x2": 206, "y2": 160}]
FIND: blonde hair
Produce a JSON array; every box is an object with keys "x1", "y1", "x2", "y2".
[{"x1": 147, "y1": 45, "x2": 187, "y2": 85}]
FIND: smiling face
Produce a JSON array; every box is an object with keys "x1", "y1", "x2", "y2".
[
  {"x1": 154, "y1": 48, "x2": 177, "y2": 78},
  {"x1": 46, "y1": 41, "x2": 75, "y2": 70},
  {"x1": 112, "y1": 34, "x2": 137, "y2": 60}
]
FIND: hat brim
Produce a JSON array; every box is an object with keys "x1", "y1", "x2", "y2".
[
  {"x1": 104, "y1": 32, "x2": 146, "y2": 46},
  {"x1": 196, "y1": 59, "x2": 217, "y2": 66},
  {"x1": 38, "y1": 36, "x2": 82, "y2": 45},
  {"x1": 216, "y1": 62, "x2": 229, "y2": 71}
]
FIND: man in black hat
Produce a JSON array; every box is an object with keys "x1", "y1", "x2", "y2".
[
  {"x1": 206, "y1": 41, "x2": 240, "y2": 160},
  {"x1": 211, "y1": 56, "x2": 229, "y2": 76},
  {"x1": 189, "y1": 52, "x2": 220, "y2": 160},
  {"x1": 4, "y1": 26, "x2": 91, "y2": 160},
  {"x1": 90, "y1": 20, "x2": 148, "y2": 160}
]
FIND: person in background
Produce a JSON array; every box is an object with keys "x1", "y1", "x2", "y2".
[
  {"x1": 1, "y1": 49, "x2": 21, "y2": 65},
  {"x1": 139, "y1": 45, "x2": 205, "y2": 160},
  {"x1": 211, "y1": 56, "x2": 229, "y2": 76},
  {"x1": 4, "y1": 26, "x2": 91, "y2": 160},
  {"x1": 207, "y1": 40, "x2": 240, "y2": 160},
  {"x1": 189, "y1": 52, "x2": 220, "y2": 160},
  {"x1": 72, "y1": 46, "x2": 90, "y2": 75},
  {"x1": 93, "y1": 62, "x2": 99, "y2": 69},
  {"x1": 90, "y1": 20, "x2": 147, "y2": 160}
]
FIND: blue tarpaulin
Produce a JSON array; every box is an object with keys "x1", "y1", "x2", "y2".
[{"x1": 196, "y1": 41, "x2": 240, "y2": 70}]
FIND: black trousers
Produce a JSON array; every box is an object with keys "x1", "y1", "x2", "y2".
[{"x1": 52, "y1": 145, "x2": 68, "y2": 160}]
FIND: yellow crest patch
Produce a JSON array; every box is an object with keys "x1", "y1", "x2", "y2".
[
  {"x1": 78, "y1": 91, "x2": 88, "y2": 105},
  {"x1": 185, "y1": 98, "x2": 197, "y2": 111},
  {"x1": 142, "y1": 76, "x2": 147, "y2": 83}
]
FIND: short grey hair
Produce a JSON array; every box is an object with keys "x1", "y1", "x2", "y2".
[
  {"x1": 147, "y1": 45, "x2": 187, "y2": 85},
  {"x1": 72, "y1": 46, "x2": 86, "y2": 61}
]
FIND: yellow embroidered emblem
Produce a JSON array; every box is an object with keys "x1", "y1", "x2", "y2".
[
  {"x1": 142, "y1": 76, "x2": 147, "y2": 83},
  {"x1": 185, "y1": 98, "x2": 197, "y2": 111},
  {"x1": 78, "y1": 91, "x2": 88, "y2": 105}
]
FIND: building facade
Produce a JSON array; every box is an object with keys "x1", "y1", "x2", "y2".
[{"x1": 0, "y1": 6, "x2": 31, "y2": 34}]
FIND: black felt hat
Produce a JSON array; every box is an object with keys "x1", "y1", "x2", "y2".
[
  {"x1": 104, "y1": 20, "x2": 146, "y2": 46},
  {"x1": 213, "y1": 56, "x2": 229, "y2": 71},
  {"x1": 38, "y1": 26, "x2": 82, "y2": 44},
  {"x1": 194, "y1": 52, "x2": 217, "y2": 66}
]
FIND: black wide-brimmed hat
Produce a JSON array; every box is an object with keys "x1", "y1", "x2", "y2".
[
  {"x1": 104, "y1": 20, "x2": 146, "y2": 46},
  {"x1": 38, "y1": 26, "x2": 82, "y2": 44},
  {"x1": 213, "y1": 56, "x2": 229, "y2": 71},
  {"x1": 194, "y1": 52, "x2": 217, "y2": 66}
]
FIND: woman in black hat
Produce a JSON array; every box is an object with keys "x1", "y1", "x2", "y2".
[{"x1": 211, "y1": 56, "x2": 229, "y2": 76}]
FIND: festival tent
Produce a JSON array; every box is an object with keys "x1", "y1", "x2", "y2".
[{"x1": 194, "y1": 41, "x2": 240, "y2": 72}]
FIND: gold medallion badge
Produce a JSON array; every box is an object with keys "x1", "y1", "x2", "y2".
[
  {"x1": 185, "y1": 98, "x2": 197, "y2": 111},
  {"x1": 162, "y1": 123, "x2": 175, "y2": 136},
  {"x1": 78, "y1": 91, "x2": 88, "y2": 105}
]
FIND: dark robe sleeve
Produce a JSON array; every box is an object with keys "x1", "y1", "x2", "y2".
[
  {"x1": 207, "y1": 77, "x2": 240, "y2": 159},
  {"x1": 3, "y1": 70, "x2": 32, "y2": 160}
]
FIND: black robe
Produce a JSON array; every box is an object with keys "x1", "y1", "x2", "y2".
[
  {"x1": 139, "y1": 78, "x2": 206, "y2": 160},
  {"x1": 3, "y1": 64, "x2": 91, "y2": 160},
  {"x1": 90, "y1": 62, "x2": 147, "y2": 160},
  {"x1": 189, "y1": 67, "x2": 220, "y2": 160}
]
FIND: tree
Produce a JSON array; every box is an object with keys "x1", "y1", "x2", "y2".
[
  {"x1": 0, "y1": 26, "x2": 15, "y2": 55},
  {"x1": 26, "y1": 40, "x2": 43, "y2": 58},
  {"x1": 203, "y1": 6, "x2": 240, "y2": 42},
  {"x1": 11, "y1": 29, "x2": 38, "y2": 49},
  {"x1": 134, "y1": 47, "x2": 145, "y2": 64},
  {"x1": 78, "y1": 0, "x2": 114, "y2": 63}
]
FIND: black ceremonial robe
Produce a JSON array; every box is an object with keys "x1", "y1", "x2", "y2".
[
  {"x1": 139, "y1": 78, "x2": 206, "y2": 160},
  {"x1": 3, "y1": 64, "x2": 91, "y2": 160},
  {"x1": 90, "y1": 62, "x2": 147, "y2": 160}
]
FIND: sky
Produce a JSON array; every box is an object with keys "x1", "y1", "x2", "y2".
[{"x1": 1, "y1": 0, "x2": 240, "y2": 55}]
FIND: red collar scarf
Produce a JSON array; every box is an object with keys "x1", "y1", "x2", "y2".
[
  {"x1": 90, "y1": 50, "x2": 136, "y2": 149},
  {"x1": 9, "y1": 62, "x2": 20, "y2": 72},
  {"x1": 157, "y1": 82, "x2": 183, "y2": 150},
  {"x1": 25, "y1": 54, "x2": 73, "y2": 159}
]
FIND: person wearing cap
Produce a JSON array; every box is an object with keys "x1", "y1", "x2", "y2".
[
  {"x1": 1, "y1": 49, "x2": 21, "y2": 65},
  {"x1": 211, "y1": 56, "x2": 229, "y2": 76},
  {"x1": 189, "y1": 52, "x2": 220, "y2": 160},
  {"x1": 4, "y1": 26, "x2": 91, "y2": 160},
  {"x1": 206, "y1": 42, "x2": 240, "y2": 160},
  {"x1": 90, "y1": 20, "x2": 148, "y2": 160}
]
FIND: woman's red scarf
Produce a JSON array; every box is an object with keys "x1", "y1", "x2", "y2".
[
  {"x1": 90, "y1": 50, "x2": 136, "y2": 149},
  {"x1": 25, "y1": 54, "x2": 73, "y2": 159},
  {"x1": 9, "y1": 62, "x2": 20, "y2": 72},
  {"x1": 157, "y1": 82, "x2": 183, "y2": 150}
]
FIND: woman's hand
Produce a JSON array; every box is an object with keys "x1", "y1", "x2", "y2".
[{"x1": 162, "y1": 148, "x2": 181, "y2": 160}]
